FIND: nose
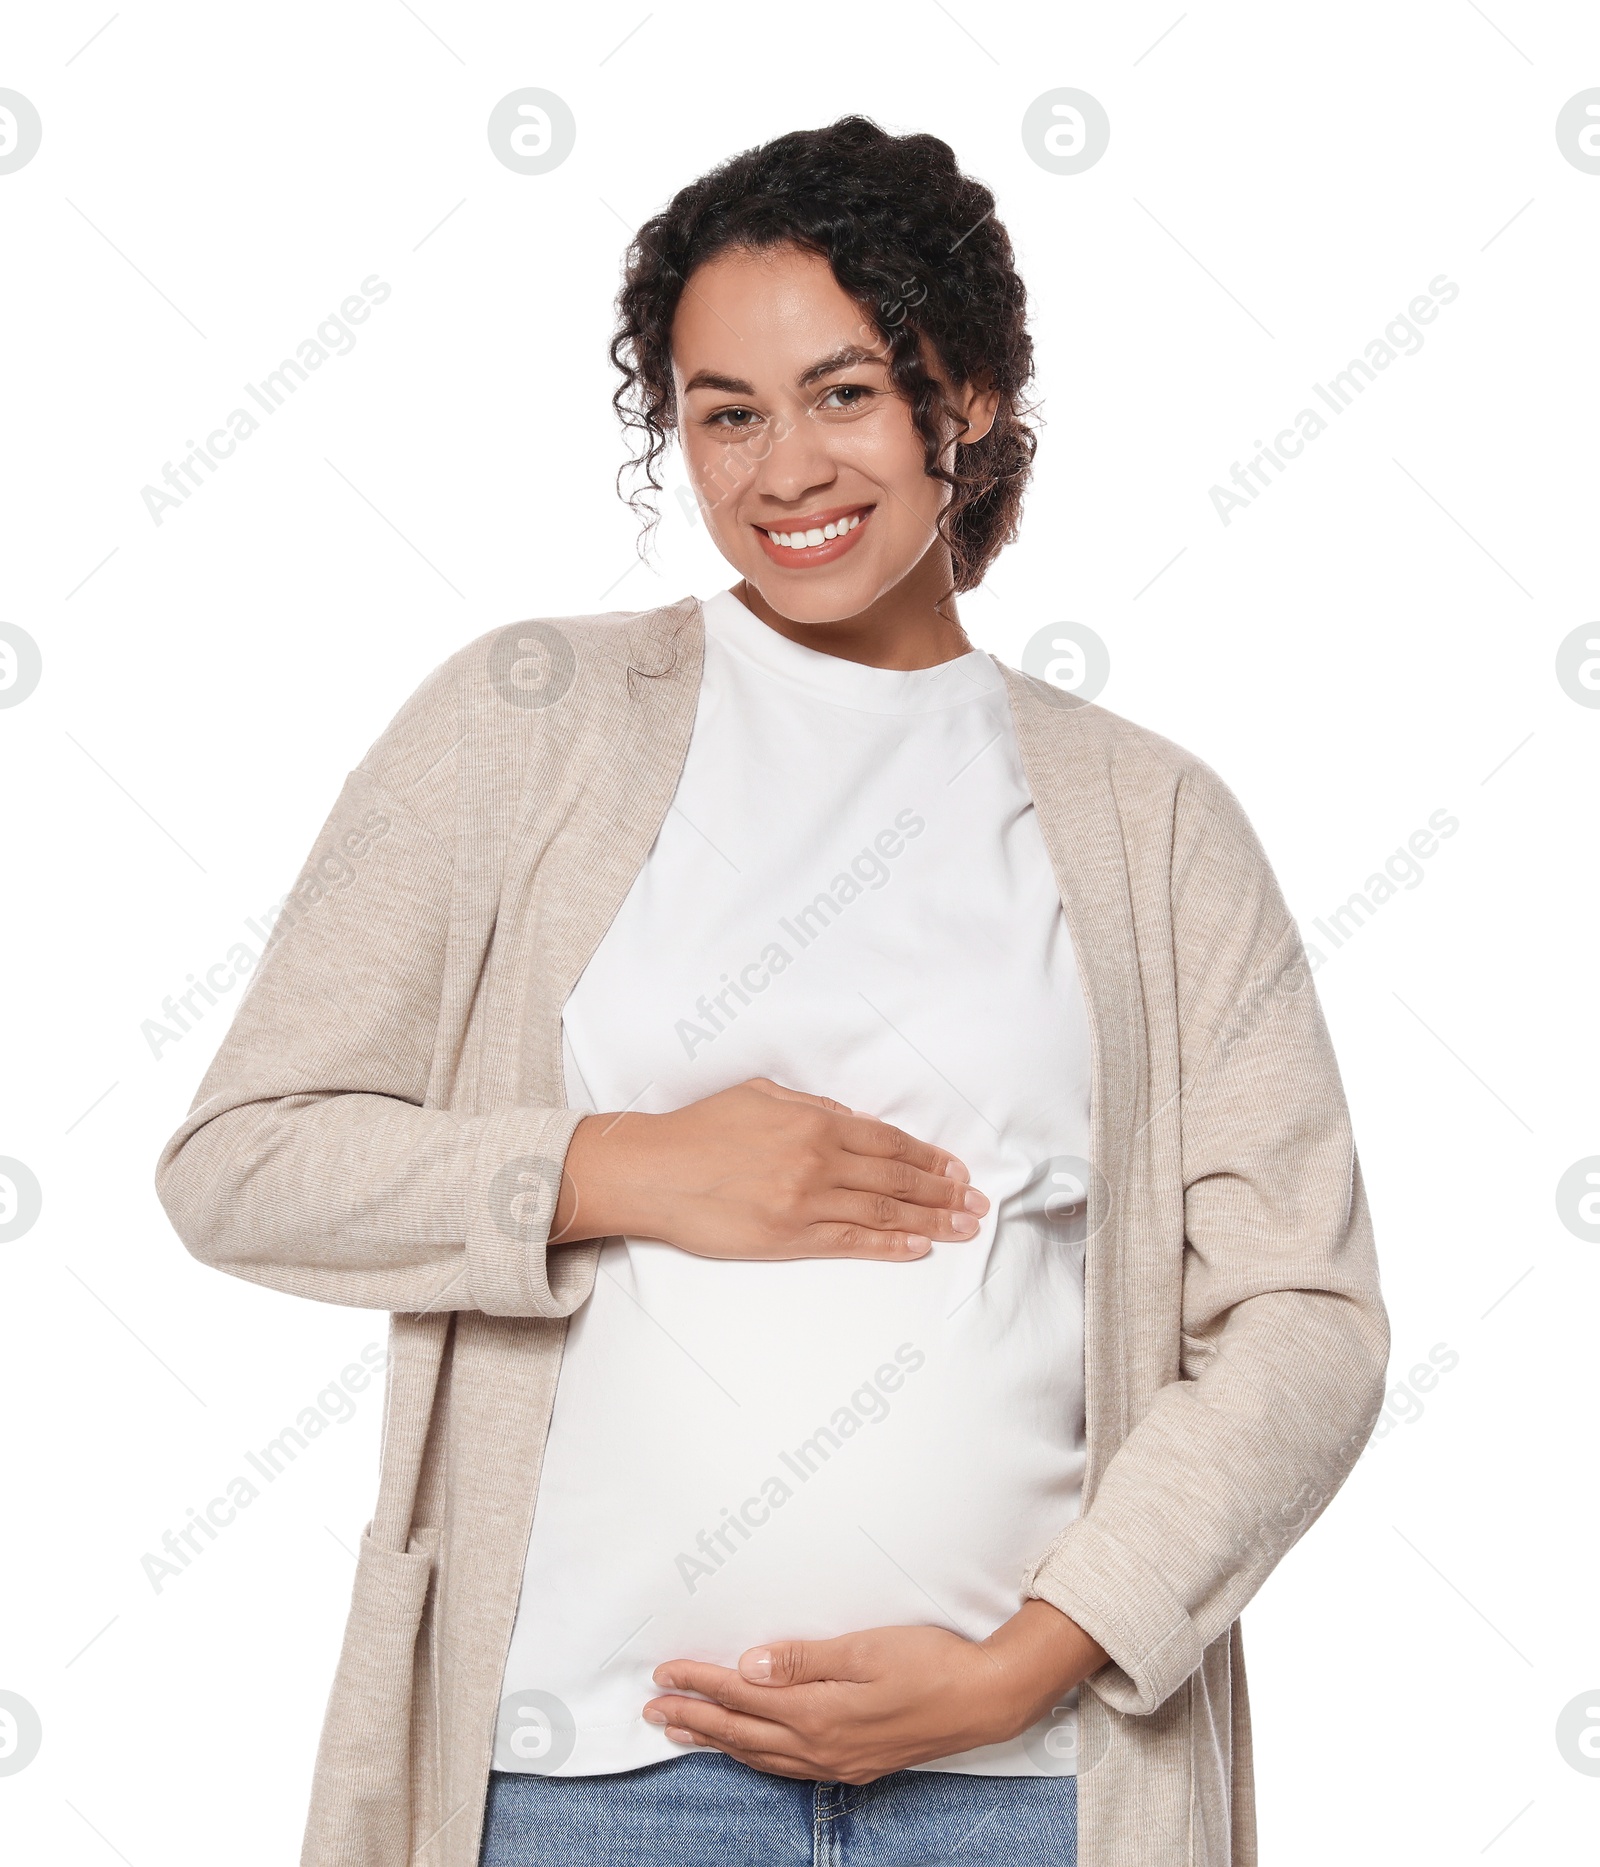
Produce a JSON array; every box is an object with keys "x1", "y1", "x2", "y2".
[{"x1": 750, "y1": 401, "x2": 839, "y2": 508}]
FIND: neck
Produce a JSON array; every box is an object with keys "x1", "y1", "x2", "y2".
[{"x1": 734, "y1": 546, "x2": 972, "y2": 671}]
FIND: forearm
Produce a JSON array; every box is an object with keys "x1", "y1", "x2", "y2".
[
  {"x1": 549, "y1": 1112, "x2": 652, "y2": 1244},
  {"x1": 978, "y1": 1599, "x2": 1108, "y2": 1737}
]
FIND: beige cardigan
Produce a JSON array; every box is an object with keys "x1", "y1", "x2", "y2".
[{"x1": 155, "y1": 595, "x2": 1387, "y2": 1867}]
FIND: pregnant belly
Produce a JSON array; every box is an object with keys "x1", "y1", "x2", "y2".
[{"x1": 497, "y1": 1235, "x2": 1086, "y2": 1774}]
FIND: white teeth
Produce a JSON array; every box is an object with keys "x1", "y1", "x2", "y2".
[{"x1": 767, "y1": 513, "x2": 861, "y2": 550}]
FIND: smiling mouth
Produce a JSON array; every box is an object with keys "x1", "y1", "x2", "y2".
[{"x1": 753, "y1": 504, "x2": 873, "y2": 565}]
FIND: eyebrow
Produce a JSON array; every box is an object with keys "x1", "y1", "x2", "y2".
[{"x1": 680, "y1": 343, "x2": 886, "y2": 397}]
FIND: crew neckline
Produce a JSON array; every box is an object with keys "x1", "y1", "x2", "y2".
[{"x1": 698, "y1": 587, "x2": 1003, "y2": 717}]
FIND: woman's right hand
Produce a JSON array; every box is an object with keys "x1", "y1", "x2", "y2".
[{"x1": 550, "y1": 1077, "x2": 988, "y2": 1262}]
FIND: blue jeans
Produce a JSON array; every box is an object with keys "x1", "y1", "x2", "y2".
[{"x1": 479, "y1": 1753, "x2": 1076, "y2": 1865}]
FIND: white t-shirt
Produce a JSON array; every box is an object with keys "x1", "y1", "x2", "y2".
[{"x1": 495, "y1": 587, "x2": 1092, "y2": 1777}]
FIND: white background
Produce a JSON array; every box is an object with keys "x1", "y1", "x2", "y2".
[{"x1": 2, "y1": 2, "x2": 1597, "y2": 1861}]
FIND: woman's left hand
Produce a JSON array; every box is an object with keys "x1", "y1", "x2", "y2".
[{"x1": 641, "y1": 1604, "x2": 1106, "y2": 1784}]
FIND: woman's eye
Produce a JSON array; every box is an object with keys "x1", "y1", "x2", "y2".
[
  {"x1": 819, "y1": 383, "x2": 871, "y2": 410},
  {"x1": 708, "y1": 407, "x2": 760, "y2": 429}
]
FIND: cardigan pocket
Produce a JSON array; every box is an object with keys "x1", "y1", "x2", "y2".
[{"x1": 300, "y1": 1524, "x2": 440, "y2": 1867}]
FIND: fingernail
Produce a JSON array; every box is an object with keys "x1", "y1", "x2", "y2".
[
  {"x1": 905, "y1": 1235, "x2": 931, "y2": 1256},
  {"x1": 950, "y1": 1212, "x2": 978, "y2": 1237},
  {"x1": 744, "y1": 1648, "x2": 773, "y2": 1682},
  {"x1": 962, "y1": 1187, "x2": 989, "y2": 1215},
  {"x1": 943, "y1": 1158, "x2": 970, "y2": 1183},
  {"x1": 643, "y1": 1708, "x2": 667, "y2": 1725}
]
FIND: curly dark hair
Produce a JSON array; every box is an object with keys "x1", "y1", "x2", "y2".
[{"x1": 610, "y1": 115, "x2": 1038, "y2": 595}]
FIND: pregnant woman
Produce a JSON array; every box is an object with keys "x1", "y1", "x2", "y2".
[{"x1": 156, "y1": 117, "x2": 1387, "y2": 1867}]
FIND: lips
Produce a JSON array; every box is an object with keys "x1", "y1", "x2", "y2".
[{"x1": 753, "y1": 504, "x2": 874, "y2": 568}]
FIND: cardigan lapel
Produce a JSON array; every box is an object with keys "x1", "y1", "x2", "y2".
[
  {"x1": 996, "y1": 663, "x2": 1147, "y2": 1482},
  {"x1": 505, "y1": 595, "x2": 706, "y2": 1109}
]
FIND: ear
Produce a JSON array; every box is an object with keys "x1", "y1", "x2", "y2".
[{"x1": 957, "y1": 376, "x2": 1001, "y2": 447}]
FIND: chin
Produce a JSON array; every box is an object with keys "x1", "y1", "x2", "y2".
[{"x1": 738, "y1": 565, "x2": 894, "y2": 627}]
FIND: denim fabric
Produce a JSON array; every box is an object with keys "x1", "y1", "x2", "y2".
[{"x1": 479, "y1": 1753, "x2": 1077, "y2": 1865}]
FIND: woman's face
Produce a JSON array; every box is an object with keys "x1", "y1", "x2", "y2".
[{"x1": 669, "y1": 244, "x2": 997, "y2": 624}]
